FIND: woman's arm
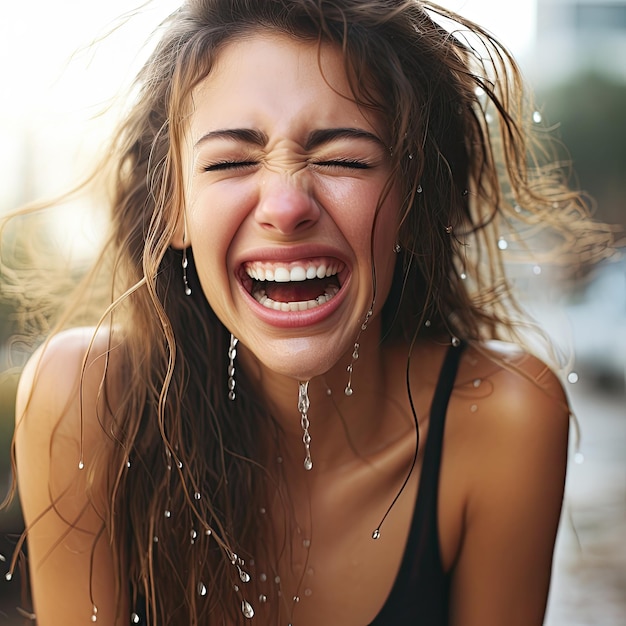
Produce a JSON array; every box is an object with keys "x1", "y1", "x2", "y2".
[
  {"x1": 15, "y1": 328, "x2": 124, "y2": 626},
  {"x1": 449, "y1": 352, "x2": 569, "y2": 626}
]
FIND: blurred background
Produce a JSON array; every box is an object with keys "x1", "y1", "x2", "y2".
[{"x1": 0, "y1": 0, "x2": 624, "y2": 623}]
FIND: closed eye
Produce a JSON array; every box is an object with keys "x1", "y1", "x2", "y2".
[
  {"x1": 314, "y1": 159, "x2": 371, "y2": 169},
  {"x1": 203, "y1": 160, "x2": 258, "y2": 172}
]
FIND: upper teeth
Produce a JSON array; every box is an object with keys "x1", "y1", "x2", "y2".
[{"x1": 245, "y1": 261, "x2": 342, "y2": 282}]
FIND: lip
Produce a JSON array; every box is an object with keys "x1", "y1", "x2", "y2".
[{"x1": 235, "y1": 245, "x2": 352, "y2": 328}]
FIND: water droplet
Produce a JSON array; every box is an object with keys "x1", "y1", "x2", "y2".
[
  {"x1": 293, "y1": 596, "x2": 300, "y2": 603},
  {"x1": 259, "y1": 507, "x2": 266, "y2": 514},
  {"x1": 533, "y1": 265, "x2": 542, "y2": 275},
  {"x1": 78, "y1": 460, "x2": 85, "y2": 470},
  {"x1": 131, "y1": 613, "x2": 140, "y2": 624},
  {"x1": 259, "y1": 573, "x2": 267, "y2": 582},
  {"x1": 304, "y1": 458, "x2": 313, "y2": 471},
  {"x1": 198, "y1": 582, "x2": 207, "y2": 596},
  {"x1": 485, "y1": 113, "x2": 493, "y2": 123},
  {"x1": 424, "y1": 320, "x2": 431, "y2": 327},
  {"x1": 153, "y1": 536, "x2": 159, "y2": 543},
  {"x1": 344, "y1": 386, "x2": 353, "y2": 397},
  {"x1": 445, "y1": 225, "x2": 453, "y2": 234},
  {"x1": 497, "y1": 238, "x2": 508, "y2": 250},
  {"x1": 177, "y1": 460, "x2": 183, "y2": 469},
  {"x1": 0, "y1": 554, "x2": 5, "y2": 562},
  {"x1": 234, "y1": 584, "x2": 239, "y2": 592},
  {"x1": 164, "y1": 510, "x2": 171, "y2": 518},
  {"x1": 126, "y1": 460, "x2": 131, "y2": 468},
  {"x1": 417, "y1": 184, "x2": 423, "y2": 193},
  {"x1": 302, "y1": 539, "x2": 311, "y2": 549},
  {"x1": 5, "y1": 572, "x2": 12, "y2": 581},
  {"x1": 574, "y1": 452, "x2": 585, "y2": 465},
  {"x1": 470, "y1": 404, "x2": 478, "y2": 413},
  {"x1": 274, "y1": 576, "x2": 281, "y2": 584},
  {"x1": 91, "y1": 616, "x2": 97, "y2": 623},
  {"x1": 239, "y1": 569, "x2": 251, "y2": 583},
  {"x1": 460, "y1": 272, "x2": 467, "y2": 280},
  {"x1": 190, "y1": 529, "x2": 197, "y2": 543},
  {"x1": 533, "y1": 111, "x2": 543, "y2": 124},
  {"x1": 194, "y1": 492, "x2": 201, "y2": 500},
  {"x1": 205, "y1": 528, "x2": 212, "y2": 536},
  {"x1": 451, "y1": 336, "x2": 461, "y2": 347},
  {"x1": 372, "y1": 529, "x2": 381, "y2": 540},
  {"x1": 304, "y1": 588, "x2": 313, "y2": 597},
  {"x1": 326, "y1": 387, "x2": 332, "y2": 396},
  {"x1": 259, "y1": 594, "x2": 267, "y2": 603},
  {"x1": 306, "y1": 567, "x2": 315, "y2": 576},
  {"x1": 473, "y1": 379, "x2": 482, "y2": 388},
  {"x1": 567, "y1": 372, "x2": 579, "y2": 384},
  {"x1": 241, "y1": 600, "x2": 254, "y2": 619}
]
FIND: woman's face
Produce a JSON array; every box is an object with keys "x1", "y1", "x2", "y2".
[{"x1": 183, "y1": 32, "x2": 400, "y2": 380}]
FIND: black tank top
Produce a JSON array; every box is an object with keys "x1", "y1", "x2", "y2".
[
  {"x1": 132, "y1": 343, "x2": 464, "y2": 625},
  {"x1": 369, "y1": 341, "x2": 464, "y2": 626}
]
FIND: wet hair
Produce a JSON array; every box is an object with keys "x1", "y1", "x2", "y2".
[{"x1": 1, "y1": 1, "x2": 614, "y2": 624}]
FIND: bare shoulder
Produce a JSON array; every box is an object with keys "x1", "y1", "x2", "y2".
[
  {"x1": 16, "y1": 327, "x2": 117, "y2": 434},
  {"x1": 15, "y1": 327, "x2": 125, "y2": 624},
  {"x1": 456, "y1": 339, "x2": 569, "y2": 428},
  {"x1": 448, "y1": 339, "x2": 570, "y2": 482},
  {"x1": 18, "y1": 325, "x2": 115, "y2": 404},
  {"x1": 442, "y1": 341, "x2": 570, "y2": 624},
  {"x1": 16, "y1": 326, "x2": 122, "y2": 506}
]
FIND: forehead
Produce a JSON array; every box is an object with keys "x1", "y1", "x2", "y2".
[{"x1": 187, "y1": 31, "x2": 386, "y2": 141}]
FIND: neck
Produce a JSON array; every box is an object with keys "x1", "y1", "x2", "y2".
[{"x1": 238, "y1": 317, "x2": 394, "y2": 472}]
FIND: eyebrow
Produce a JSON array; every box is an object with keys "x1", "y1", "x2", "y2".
[
  {"x1": 304, "y1": 128, "x2": 385, "y2": 150},
  {"x1": 194, "y1": 127, "x2": 385, "y2": 150},
  {"x1": 194, "y1": 128, "x2": 268, "y2": 149}
]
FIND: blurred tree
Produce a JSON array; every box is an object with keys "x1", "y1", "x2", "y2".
[{"x1": 538, "y1": 73, "x2": 626, "y2": 230}]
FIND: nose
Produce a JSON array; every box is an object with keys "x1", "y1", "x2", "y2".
[{"x1": 254, "y1": 172, "x2": 320, "y2": 235}]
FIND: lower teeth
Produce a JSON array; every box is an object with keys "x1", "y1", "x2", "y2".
[{"x1": 253, "y1": 286, "x2": 339, "y2": 312}]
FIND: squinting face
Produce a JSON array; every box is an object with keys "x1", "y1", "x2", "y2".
[{"x1": 182, "y1": 32, "x2": 400, "y2": 380}]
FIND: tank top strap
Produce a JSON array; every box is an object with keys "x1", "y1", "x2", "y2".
[
  {"x1": 370, "y1": 340, "x2": 466, "y2": 625},
  {"x1": 413, "y1": 340, "x2": 466, "y2": 530}
]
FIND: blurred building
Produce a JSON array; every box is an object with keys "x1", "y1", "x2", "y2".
[{"x1": 530, "y1": 0, "x2": 626, "y2": 84}]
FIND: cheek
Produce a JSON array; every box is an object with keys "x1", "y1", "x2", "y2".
[
  {"x1": 185, "y1": 189, "x2": 249, "y2": 307},
  {"x1": 372, "y1": 192, "x2": 401, "y2": 296},
  {"x1": 318, "y1": 178, "x2": 387, "y2": 250},
  {"x1": 187, "y1": 183, "x2": 253, "y2": 256}
]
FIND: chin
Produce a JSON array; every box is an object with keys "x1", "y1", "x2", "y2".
[{"x1": 246, "y1": 336, "x2": 350, "y2": 383}]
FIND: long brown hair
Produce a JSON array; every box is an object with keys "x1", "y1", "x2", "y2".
[{"x1": 1, "y1": 1, "x2": 614, "y2": 624}]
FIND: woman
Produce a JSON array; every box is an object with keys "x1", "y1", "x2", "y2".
[{"x1": 3, "y1": 1, "x2": 613, "y2": 625}]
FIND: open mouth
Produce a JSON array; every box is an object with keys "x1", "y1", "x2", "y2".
[{"x1": 242, "y1": 258, "x2": 345, "y2": 312}]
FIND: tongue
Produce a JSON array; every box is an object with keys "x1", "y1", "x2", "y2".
[{"x1": 263, "y1": 277, "x2": 335, "y2": 303}]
